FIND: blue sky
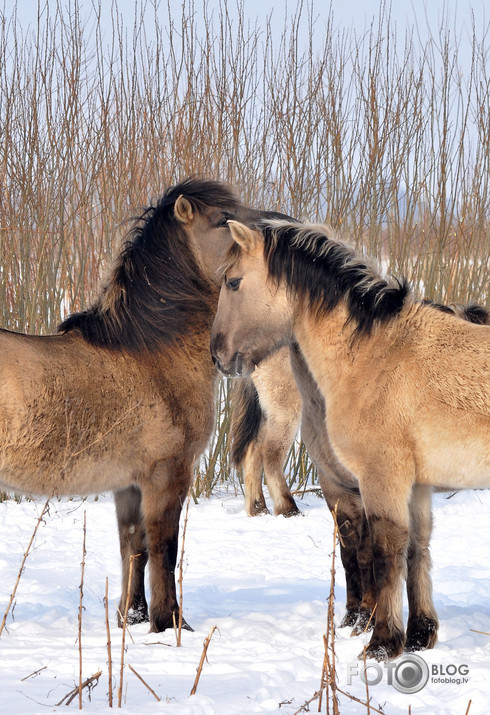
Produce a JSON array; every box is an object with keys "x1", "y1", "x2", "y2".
[
  {"x1": 11, "y1": 0, "x2": 489, "y2": 41},
  {"x1": 9, "y1": 0, "x2": 488, "y2": 81}
]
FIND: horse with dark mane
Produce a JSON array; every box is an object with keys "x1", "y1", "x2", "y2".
[
  {"x1": 211, "y1": 218, "x2": 490, "y2": 660},
  {"x1": 231, "y1": 300, "x2": 489, "y2": 638},
  {"x1": 0, "y1": 178, "x2": 272, "y2": 632}
]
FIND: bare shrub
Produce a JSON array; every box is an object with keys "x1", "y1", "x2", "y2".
[{"x1": 0, "y1": 0, "x2": 488, "y2": 492}]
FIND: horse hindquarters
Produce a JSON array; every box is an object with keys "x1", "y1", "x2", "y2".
[{"x1": 114, "y1": 486, "x2": 149, "y2": 625}]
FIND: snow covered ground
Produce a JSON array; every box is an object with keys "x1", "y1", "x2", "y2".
[{"x1": 0, "y1": 487, "x2": 489, "y2": 714}]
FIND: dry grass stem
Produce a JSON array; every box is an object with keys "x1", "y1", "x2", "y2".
[
  {"x1": 177, "y1": 490, "x2": 192, "y2": 647},
  {"x1": 78, "y1": 510, "x2": 87, "y2": 710},
  {"x1": 190, "y1": 625, "x2": 218, "y2": 696},
  {"x1": 127, "y1": 664, "x2": 161, "y2": 702},
  {"x1": 319, "y1": 505, "x2": 340, "y2": 714},
  {"x1": 362, "y1": 645, "x2": 371, "y2": 715},
  {"x1": 117, "y1": 554, "x2": 135, "y2": 708},
  {"x1": 104, "y1": 577, "x2": 113, "y2": 708},
  {"x1": 0, "y1": 498, "x2": 50, "y2": 638}
]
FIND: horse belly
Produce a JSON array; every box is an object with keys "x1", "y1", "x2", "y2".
[
  {"x1": 0, "y1": 395, "x2": 175, "y2": 498},
  {"x1": 0, "y1": 456, "x2": 138, "y2": 497},
  {"x1": 415, "y1": 425, "x2": 490, "y2": 490}
]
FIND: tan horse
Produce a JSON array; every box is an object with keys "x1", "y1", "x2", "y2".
[
  {"x1": 0, "y1": 178, "x2": 274, "y2": 632},
  {"x1": 230, "y1": 350, "x2": 301, "y2": 517},
  {"x1": 232, "y1": 301, "x2": 489, "y2": 638},
  {"x1": 211, "y1": 219, "x2": 490, "y2": 660}
]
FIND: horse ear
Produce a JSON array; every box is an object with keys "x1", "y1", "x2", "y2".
[
  {"x1": 228, "y1": 220, "x2": 261, "y2": 254},
  {"x1": 174, "y1": 195, "x2": 194, "y2": 224}
]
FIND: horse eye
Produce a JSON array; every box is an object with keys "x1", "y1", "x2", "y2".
[
  {"x1": 226, "y1": 277, "x2": 242, "y2": 291},
  {"x1": 216, "y1": 214, "x2": 230, "y2": 227}
]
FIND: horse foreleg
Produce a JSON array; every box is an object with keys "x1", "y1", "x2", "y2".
[
  {"x1": 114, "y1": 485, "x2": 149, "y2": 626},
  {"x1": 140, "y1": 459, "x2": 193, "y2": 633},
  {"x1": 337, "y1": 506, "x2": 364, "y2": 628},
  {"x1": 405, "y1": 484, "x2": 438, "y2": 651},
  {"x1": 318, "y1": 473, "x2": 364, "y2": 628},
  {"x1": 362, "y1": 492, "x2": 410, "y2": 661},
  {"x1": 349, "y1": 510, "x2": 378, "y2": 635}
]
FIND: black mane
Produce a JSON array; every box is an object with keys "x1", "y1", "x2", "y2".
[
  {"x1": 58, "y1": 178, "x2": 241, "y2": 351},
  {"x1": 260, "y1": 220, "x2": 411, "y2": 337}
]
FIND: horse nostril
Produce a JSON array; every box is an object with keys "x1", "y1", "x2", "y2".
[{"x1": 211, "y1": 353, "x2": 221, "y2": 370}]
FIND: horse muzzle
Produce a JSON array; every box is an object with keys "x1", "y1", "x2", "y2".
[
  {"x1": 211, "y1": 350, "x2": 253, "y2": 378},
  {"x1": 210, "y1": 332, "x2": 253, "y2": 377}
]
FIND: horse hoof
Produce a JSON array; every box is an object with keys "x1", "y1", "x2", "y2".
[
  {"x1": 149, "y1": 613, "x2": 194, "y2": 633},
  {"x1": 360, "y1": 630, "x2": 405, "y2": 661},
  {"x1": 248, "y1": 501, "x2": 270, "y2": 516},
  {"x1": 125, "y1": 606, "x2": 149, "y2": 625},
  {"x1": 350, "y1": 609, "x2": 374, "y2": 636},
  {"x1": 405, "y1": 616, "x2": 438, "y2": 652},
  {"x1": 117, "y1": 602, "x2": 149, "y2": 627},
  {"x1": 277, "y1": 505, "x2": 301, "y2": 518},
  {"x1": 339, "y1": 609, "x2": 359, "y2": 629}
]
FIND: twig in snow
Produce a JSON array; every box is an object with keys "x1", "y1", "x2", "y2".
[
  {"x1": 190, "y1": 625, "x2": 218, "y2": 695},
  {"x1": 292, "y1": 690, "x2": 323, "y2": 715},
  {"x1": 21, "y1": 665, "x2": 47, "y2": 681},
  {"x1": 56, "y1": 671, "x2": 102, "y2": 706},
  {"x1": 334, "y1": 686, "x2": 386, "y2": 714},
  {"x1": 0, "y1": 498, "x2": 50, "y2": 638},
  {"x1": 128, "y1": 664, "x2": 161, "y2": 702}
]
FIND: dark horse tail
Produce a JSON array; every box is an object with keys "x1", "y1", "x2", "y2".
[{"x1": 230, "y1": 379, "x2": 263, "y2": 467}]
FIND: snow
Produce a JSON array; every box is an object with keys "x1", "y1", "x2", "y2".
[{"x1": 0, "y1": 488, "x2": 489, "y2": 714}]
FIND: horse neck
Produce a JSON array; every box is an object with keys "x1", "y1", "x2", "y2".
[
  {"x1": 294, "y1": 298, "x2": 399, "y2": 403},
  {"x1": 292, "y1": 303, "x2": 349, "y2": 389},
  {"x1": 292, "y1": 297, "x2": 411, "y2": 405}
]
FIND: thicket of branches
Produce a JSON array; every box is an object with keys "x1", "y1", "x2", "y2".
[{"x1": 1, "y1": 0, "x2": 489, "y2": 491}]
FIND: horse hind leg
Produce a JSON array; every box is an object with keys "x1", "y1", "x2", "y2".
[
  {"x1": 114, "y1": 485, "x2": 149, "y2": 626},
  {"x1": 261, "y1": 423, "x2": 300, "y2": 517},
  {"x1": 405, "y1": 485, "x2": 438, "y2": 652},
  {"x1": 140, "y1": 458, "x2": 194, "y2": 633},
  {"x1": 231, "y1": 375, "x2": 299, "y2": 517},
  {"x1": 252, "y1": 358, "x2": 300, "y2": 517},
  {"x1": 241, "y1": 443, "x2": 269, "y2": 516},
  {"x1": 230, "y1": 378, "x2": 269, "y2": 516}
]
